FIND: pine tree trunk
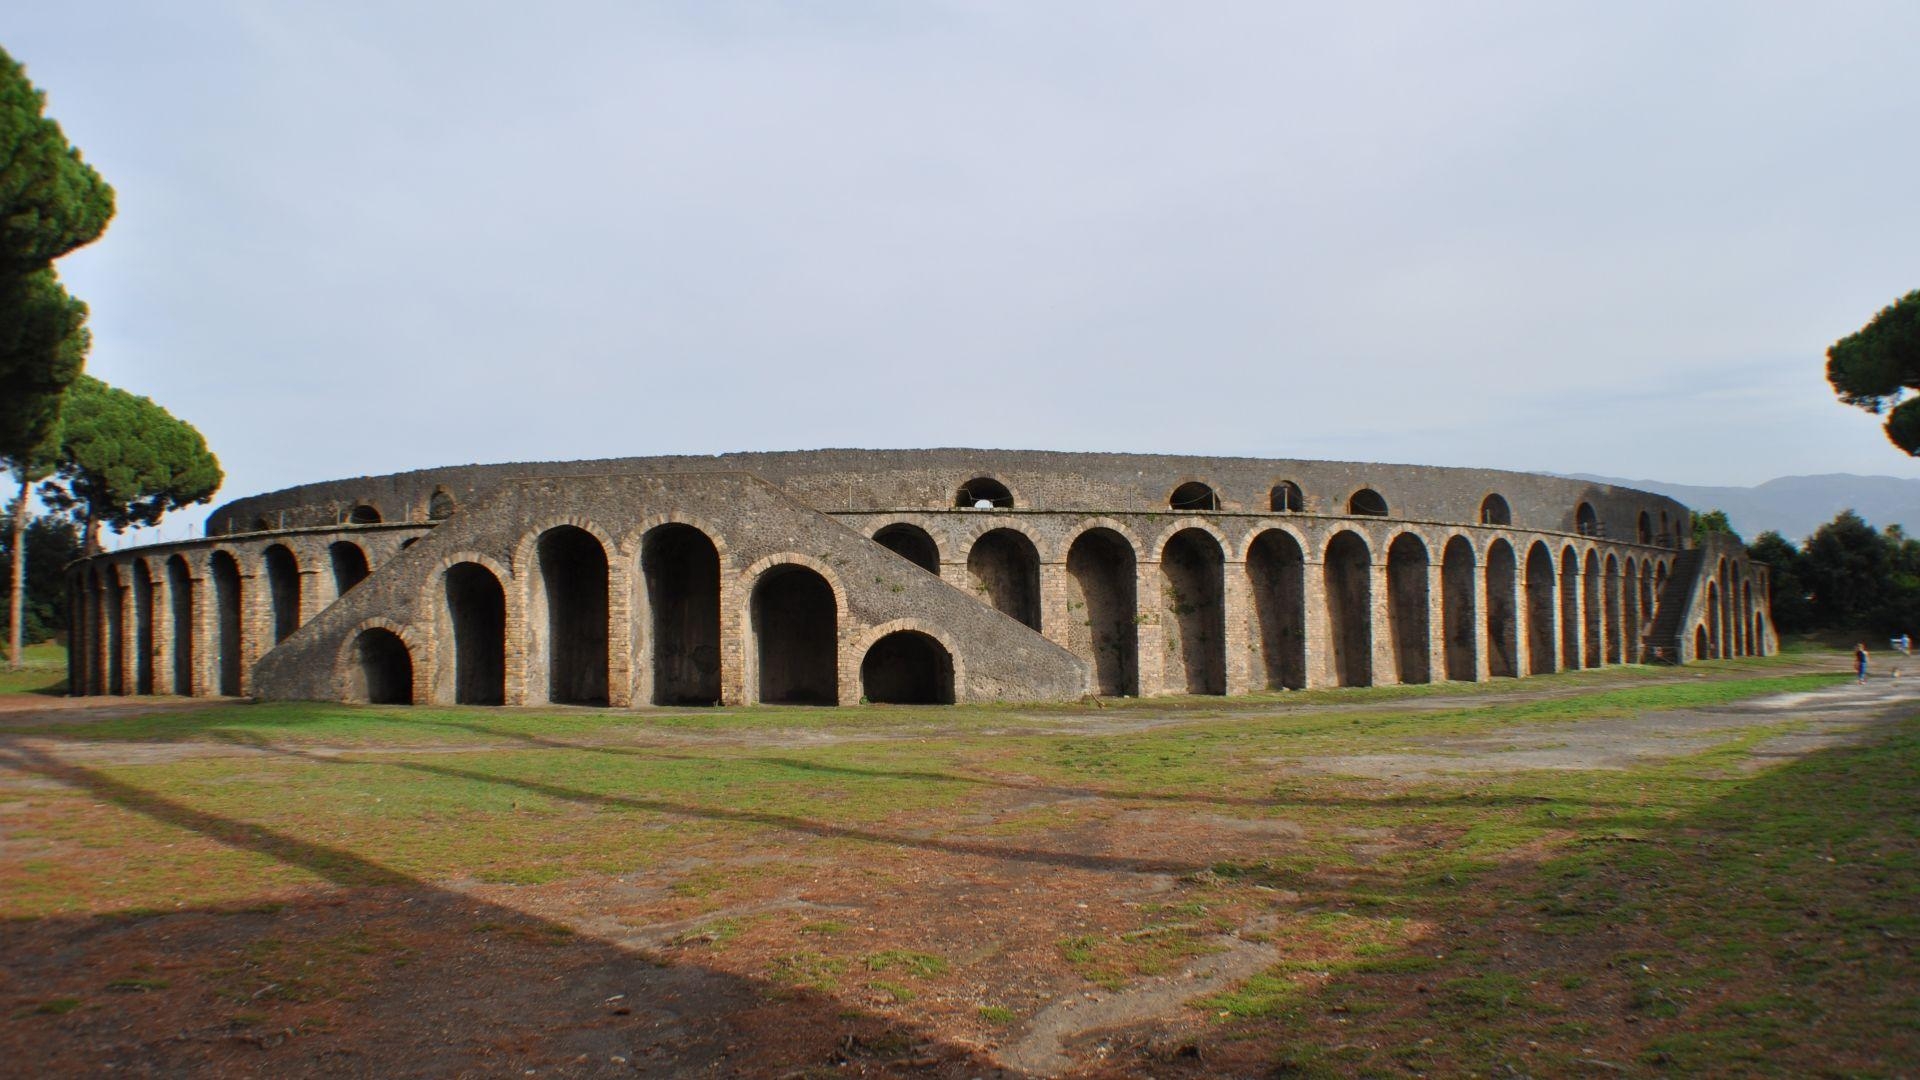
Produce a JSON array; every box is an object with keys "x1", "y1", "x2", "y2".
[{"x1": 7, "y1": 480, "x2": 27, "y2": 671}]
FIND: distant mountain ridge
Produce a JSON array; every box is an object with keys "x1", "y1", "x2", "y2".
[{"x1": 1565, "y1": 473, "x2": 1920, "y2": 542}]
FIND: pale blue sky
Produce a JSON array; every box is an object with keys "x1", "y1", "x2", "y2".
[{"x1": 10, "y1": 2, "x2": 1920, "y2": 544}]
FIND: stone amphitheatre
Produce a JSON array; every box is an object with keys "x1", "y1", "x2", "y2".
[{"x1": 62, "y1": 449, "x2": 1772, "y2": 707}]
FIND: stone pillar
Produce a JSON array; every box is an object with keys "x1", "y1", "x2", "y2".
[
  {"x1": 190, "y1": 564, "x2": 216, "y2": 698},
  {"x1": 1223, "y1": 560, "x2": 1254, "y2": 694},
  {"x1": 504, "y1": 573, "x2": 529, "y2": 707},
  {"x1": 1426, "y1": 563, "x2": 1448, "y2": 682},
  {"x1": 148, "y1": 570, "x2": 170, "y2": 695},
  {"x1": 1039, "y1": 560, "x2": 1073, "y2": 651},
  {"x1": 1303, "y1": 554, "x2": 1332, "y2": 689},
  {"x1": 1135, "y1": 559, "x2": 1166, "y2": 696},
  {"x1": 607, "y1": 563, "x2": 633, "y2": 708},
  {"x1": 1370, "y1": 560, "x2": 1396, "y2": 686},
  {"x1": 239, "y1": 567, "x2": 269, "y2": 697},
  {"x1": 1472, "y1": 554, "x2": 1492, "y2": 681},
  {"x1": 298, "y1": 566, "x2": 325, "y2": 637}
]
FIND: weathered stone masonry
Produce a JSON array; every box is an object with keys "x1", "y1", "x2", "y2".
[{"x1": 66, "y1": 450, "x2": 1774, "y2": 706}]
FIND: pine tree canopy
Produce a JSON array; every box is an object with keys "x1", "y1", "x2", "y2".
[
  {"x1": 1828, "y1": 290, "x2": 1920, "y2": 454},
  {"x1": 40, "y1": 376, "x2": 223, "y2": 545},
  {"x1": 0, "y1": 266, "x2": 88, "y2": 462},
  {"x1": 0, "y1": 46, "x2": 115, "y2": 271}
]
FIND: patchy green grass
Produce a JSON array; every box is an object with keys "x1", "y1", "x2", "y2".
[{"x1": 0, "y1": 642, "x2": 66, "y2": 695}]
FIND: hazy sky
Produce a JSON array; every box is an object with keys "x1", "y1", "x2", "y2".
[{"x1": 10, "y1": 2, "x2": 1920, "y2": 542}]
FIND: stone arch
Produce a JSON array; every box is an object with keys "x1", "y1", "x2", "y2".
[
  {"x1": 1168, "y1": 481, "x2": 1219, "y2": 512},
  {"x1": 750, "y1": 562, "x2": 838, "y2": 705},
  {"x1": 966, "y1": 527, "x2": 1041, "y2": 631},
  {"x1": 264, "y1": 544, "x2": 301, "y2": 644},
  {"x1": 1637, "y1": 511, "x2": 1652, "y2": 544},
  {"x1": 1485, "y1": 539, "x2": 1519, "y2": 678},
  {"x1": 1479, "y1": 494, "x2": 1511, "y2": 526},
  {"x1": 1559, "y1": 546, "x2": 1582, "y2": 669},
  {"x1": 1694, "y1": 624, "x2": 1708, "y2": 660},
  {"x1": 1348, "y1": 488, "x2": 1389, "y2": 517},
  {"x1": 1387, "y1": 532, "x2": 1431, "y2": 684},
  {"x1": 348, "y1": 503, "x2": 383, "y2": 525},
  {"x1": 428, "y1": 486, "x2": 457, "y2": 520},
  {"x1": 1066, "y1": 527, "x2": 1138, "y2": 697},
  {"x1": 643, "y1": 523, "x2": 723, "y2": 705},
  {"x1": 330, "y1": 541, "x2": 370, "y2": 596},
  {"x1": 210, "y1": 549, "x2": 244, "y2": 695},
  {"x1": 343, "y1": 622, "x2": 415, "y2": 705},
  {"x1": 166, "y1": 555, "x2": 195, "y2": 695},
  {"x1": 130, "y1": 559, "x2": 155, "y2": 695},
  {"x1": 530, "y1": 524, "x2": 610, "y2": 705},
  {"x1": 860, "y1": 630, "x2": 955, "y2": 704},
  {"x1": 873, "y1": 522, "x2": 941, "y2": 575},
  {"x1": 1583, "y1": 549, "x2": 1602, "y2": 667},
  {"x1": 1248, "y1": 528, "x2": 1307, "y2": 691},
  {"x1": 1441, "y1": 535, "x2": 1477, "y2": 681},
  {"x1": 955, "y1": 476, "x2": 1015, "y2": 509},
  {"x1": 1576, "y1": 502, "x2": 1599, "y2": 536},
  {"x1": 441, "y1": 562, "x2": 506, "y2": 705},
  {"x1": 1525, "y1": 541, "x2": 1556, "y2": 675},
  {"x1": 1269, "y1": 481, "x2": 1304, "y2": 513},
  {"x1": 1325, "y1": 530, "x2": 1373, "y2": 687},
  {"x1": 1162, "y1": 528, "x2": 1226, "y2": 694}
]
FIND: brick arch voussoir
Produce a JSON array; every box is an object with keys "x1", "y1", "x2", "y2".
[
  {"x1": 335, "y1": 616, "x2": 428, "y2": 704},
  {"x1": 1150, "y1": 517, "x2": 1233, "y2": 562},
  {"x1": 619, "y1": 513, "x2": 736, "y2": 571},
  {"x1": 863, "y1": 513, "x2": 951, "y2": 565},
  {"x1": 511, "y1": 515, "x2": 619, "y2": 580},
  {"x1": 1238, "y1": 521, "x2": 1310, "y2": 563},
  {"x1": 960, "y1": 520, "x2": 1051, "y2": 565}
]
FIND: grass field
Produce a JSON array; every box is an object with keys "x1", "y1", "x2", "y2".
[
  {"x1": 2, "y1": 651, "x2": 1912, "y2": 1076},
  {"x1": 0, "y1": 641, "x2": 65, "y2": 695}
]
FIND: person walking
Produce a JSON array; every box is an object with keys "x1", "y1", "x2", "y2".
[{"x1": 1856, "y1": 643, "x2": 1870, "y2": 684}]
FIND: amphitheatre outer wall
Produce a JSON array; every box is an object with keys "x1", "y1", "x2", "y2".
[{"x1": 65, "y1": 449, "x2": 1774, "y2": 707}]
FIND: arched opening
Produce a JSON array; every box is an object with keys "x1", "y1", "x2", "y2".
[
  {"x1": 330, "y1": 541, "x2": 370, "y2": 596},
  {"x1": 1485, "y1": 540, "x2": 1519, "y2": 678},
  {"x1": 1660, "y1": 511, "x2": 1672, "y2": 545},
  {"x1": 102, "y1": 566, "x2": 125, "y2": 695},
  {"x1": 1441, "y1": 537, "x2": 1476, "y2": 681},
  {"x1": 1623, "y1": 560, "x2": 1640, "y2": 664},
  {"x1": 1560, "y1": 547, "x2": 1582, "y2": 670},
  {"x1": 1169, "y1": 482, "x2": 1219, "y2": 512},
  {"x1": 1248, "y1": 529, "x2": 1306, "y2": 690},
  {"x1": 1269, "y1": 482, "x2": 1304, "y2": 513},
  {"x1": 1348, "y1": 489, "x2": 1389, "y2": 516},
  {"x1": 348, "y1": 504, "x2": 382, "y2": 525},
  {"x1": 967, "y1": 529, "x2": 1040, "y2": 631},
  {"x1": 1603, "y1": 555, "x2": 1622, "y2": 664},
  {"x1": 1067, "y1": 528, "x2": 1138, "y2": 697},
  {"x1": 873, "y1": 523, "x2": 940, "y2": 574},
  {"x1": 444, "y1": 562, "x2": 505, "y2": 706},
  {"x1": 644, "y1": 524, "x2": 722, "y2": 706},
  {"x1": 1162, "y1": 529, "x2": 1226, "y2": 694},
  {"x1": 1640, "y1": 558, "x2": 1655, "y2": 635},
  {"x1": 533, "y1": 525, "x2": 609, "y2": 706},
  {"x1": 1637, "y1": 511, "x2": 1652, "y2": 544},
  {"x1": 211, "y1": 551, "x2": 243, "y2": 696},
  {"x1": 1387, "y1": 533, "x2": 1431, "y2": 685},
  {"x1": 860, "y1": 631, "x2": 954, "y2": 704},
  {"x1": 1525, "y1": 542, "x2": 1556, "y2": 675},
  {"x1": 132, "y1": 561, "x2": 155, "y2": 694},
  {"x1": 1583, "y1": 551, "x2": 1602, "y2": 667},
  {"x1": 1694, "y1": 624, "x2": 1708, "y2": 660},
  {"x1": 1576, "y1": 503, "x2": 1599, "y2": 536},
  {"x1": 1325, "y1": 531, "x2": 1372, "y2": 687},
  {"x1": 167, "y1": 555, "x2": 194, "y2": 695},
  {"x1": 265, "y1": 544, "x2": 300, "y2": 644},
  {"x1": 752, "y1": 565, "x2": 838, "y2": 705},
  {"x1": 1707, "y1": 581, "x2": 1723, "y2": 659},
  {"x1": 1479, "y1": 494, "x2": 1511, "y2": 526},
  {"x1": 350, "y1": 628, "x2": 413, "y2": 705},
  {"x1": 955, "y1": 477, "x2": 1013, "y2": 509},
  {"x1": 428, "y1": 487, "x2": 457, "y2": 520}
]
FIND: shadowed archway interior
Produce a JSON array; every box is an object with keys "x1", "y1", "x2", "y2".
[
  {"x1": 753, "y1": 565, "x2": 838, "y2": 705},
  {"x1": 860, "y1": 630, "x2": 954, "y2": 704}
]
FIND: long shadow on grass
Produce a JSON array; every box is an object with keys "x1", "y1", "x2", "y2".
[
  {"x1": 346, "y1": 713, "x2": 1639, "y2": 815},
  {"x1": 0, "y1": 742, "x2": 1008, "y2": 1077}
]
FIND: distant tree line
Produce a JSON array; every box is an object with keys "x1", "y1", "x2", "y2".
[{"x1": 1747, "y1": 510, "x2": 1920, "y2": 637}]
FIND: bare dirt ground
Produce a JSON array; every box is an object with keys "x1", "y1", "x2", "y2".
[{"x1": 0, "y1": 663, "x2": 1909, "y2": 1078}]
